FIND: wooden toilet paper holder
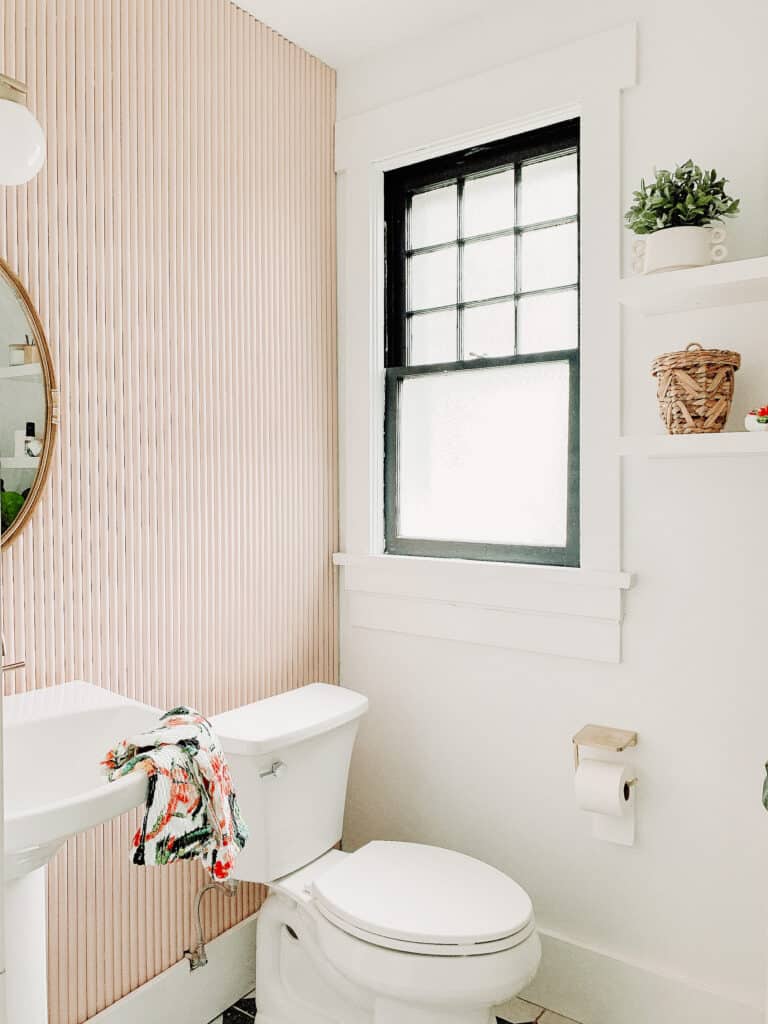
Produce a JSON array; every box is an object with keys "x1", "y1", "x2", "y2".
[{"x1": 572, "y1": 724, "x2": 638, "y2": 770}]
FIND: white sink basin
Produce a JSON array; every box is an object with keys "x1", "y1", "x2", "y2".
[
  {"x1": 2, "y1": 681, "x2": 160, "y2": 1024},
  {"x1": 4, "y1": 681, "x2": 158, "y2": 877}
]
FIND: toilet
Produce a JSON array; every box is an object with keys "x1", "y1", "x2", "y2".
[{"x1": 212, "y1": 683, "x2": 541, "y2": 1024}]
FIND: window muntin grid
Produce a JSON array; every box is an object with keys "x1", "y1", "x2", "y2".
[{"x1": 403, "y1": 150, "x2": 578, "y2": 365}]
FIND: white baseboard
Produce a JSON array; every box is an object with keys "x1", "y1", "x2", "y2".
[
  {"x1": 83, "y1": 915, "x2": 764, "y2": 1024},
  {"x1": 524, "y1": 930, "x2": 763, "y2": 1024},
  {"x1": 86, "y1": 914, "x2": 257, "y2": 1024}
]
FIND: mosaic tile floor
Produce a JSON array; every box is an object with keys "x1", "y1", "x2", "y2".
[
  {"x1": 208, "y1": 992, "x2": 256, "y2": 1023},
  {"x1": 210, "y1": 991, "x2": 581, "y2": 1024},
  {"x1": 495, "y1": 996, "x2": 580, "y2": 1024}
]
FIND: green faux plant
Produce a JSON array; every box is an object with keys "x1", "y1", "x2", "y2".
[
  {"x1": 625, "y1": 160, "x2": 739, "y2": 235},
  {"x1": 1, "y1": 491, "x2": 25, "y2": 532}
]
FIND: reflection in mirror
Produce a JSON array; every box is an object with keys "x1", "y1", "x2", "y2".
[{"x1": 0, "y1": 259, "x2": 56, "y2": 546}]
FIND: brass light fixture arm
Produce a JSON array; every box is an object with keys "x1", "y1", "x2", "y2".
[
  {"x1": 1, "y1": 633, "x2": 25, "y2": 674},
  {"x1": 0, "y1": 73, "x2": 28, "y2": 105}
]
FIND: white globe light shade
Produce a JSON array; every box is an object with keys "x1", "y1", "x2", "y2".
[{"x1": 0, "y1": 98, "x2": 45, "y2": 185}]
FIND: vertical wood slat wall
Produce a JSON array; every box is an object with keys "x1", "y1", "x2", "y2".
[{"x1": 0, "y1": 2, "x2": 337, "y2": 1021}]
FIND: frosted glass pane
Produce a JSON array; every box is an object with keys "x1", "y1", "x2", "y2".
[
  {"x1": 463, "y1": 235, "x2": 515, "y2": 302},
  {"x1": 398, "y1": 360, "x2": 570, "y2": 546},
  {"x1": 409, "y1": 310, "x2": 457, "y2": 365},
  {"x1": 520, "y1": 222, "x2": 577, "y2": 292},
  {"x1": 463, "y1": 301, "x2": 515, "y2": 359},
  {"x1": 408, "y1": 247, "x2": 457, "y2": 311},
  {"x1": 519, "y1": 153, "x2": 577, "y2": 225},
  {"x1": 518, "y1": 290, "x2": 578, "y2": 353},
  {"x1": 410, "y1": 185, "x2": 457, "y2": 249},
  {"x1": 463, "y1": 169, "x2": 515, "y2": 237}
]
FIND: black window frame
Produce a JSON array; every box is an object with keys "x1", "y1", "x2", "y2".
[{"x1": 383, "y1": 118, "x2": 580, "y2": 567}]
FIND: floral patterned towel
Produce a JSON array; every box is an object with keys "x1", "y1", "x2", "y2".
[{"x1": 103, "y1": 707, "x2": 248, "y2": 881}]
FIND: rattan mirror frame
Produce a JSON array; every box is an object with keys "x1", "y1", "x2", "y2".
[{"x1": 0, "y1": 257, "x2": 57, "y2": 549}]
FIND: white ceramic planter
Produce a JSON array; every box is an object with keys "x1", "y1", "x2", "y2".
[
  {"x1": 632, "y1": 225, "x2": 728, "y2": 274},
  {"x1": 745, "y1": 413, "x2": 768, "y2": 432}
]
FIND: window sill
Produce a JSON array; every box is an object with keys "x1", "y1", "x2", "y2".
[{"x1": 333, "y1": 553, "x2": 633, "y2": 663}]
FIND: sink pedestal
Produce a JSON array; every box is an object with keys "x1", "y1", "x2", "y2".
[{"x1": 6, "y1": 866, "x2": 48, "y2": 1024}]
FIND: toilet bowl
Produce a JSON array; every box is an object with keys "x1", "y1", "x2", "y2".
[{"x1": 212, "y1": 684, "x2": 541, "y2": 1024}]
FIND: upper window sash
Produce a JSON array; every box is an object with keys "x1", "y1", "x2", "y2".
[{"x1": 385, "y1": 118, "x2": 579, "y2": 369}]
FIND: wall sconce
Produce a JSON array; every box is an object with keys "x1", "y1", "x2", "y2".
[{"x1": 0, "y1": 73, "x2": 45, "y2": 186}]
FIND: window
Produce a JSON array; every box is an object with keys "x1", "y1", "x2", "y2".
[{"x1": 384, "y1": 119, "x2": 580, "y2": 566}]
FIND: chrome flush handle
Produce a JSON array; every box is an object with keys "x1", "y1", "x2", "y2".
[{"x1": 258, "y1": 760, "x2": 286, "y2": 780}]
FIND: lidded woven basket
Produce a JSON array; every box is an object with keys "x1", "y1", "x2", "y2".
[{"x1": 651, "y1": 342, "x2": 741, "y2": 435}]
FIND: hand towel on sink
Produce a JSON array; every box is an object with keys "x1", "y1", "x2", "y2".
[{"x1": 103, "y1": 706, "x2": 248, "y2": 881}]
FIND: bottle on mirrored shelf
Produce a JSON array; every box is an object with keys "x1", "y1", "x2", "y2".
[{"x1": 23, "y1": 422, "x2": 42, "y2": 459}]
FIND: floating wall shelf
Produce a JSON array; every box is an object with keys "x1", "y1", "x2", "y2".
[
  {"x1": 618, "y1": 256, "x2": 768, "y2": 316},
  {"x1": 0, "y1": 364, "x2": 42, "y2": 381},
  {"x1": 619, "y1": 432, "x2": 768, "y2": 459}
]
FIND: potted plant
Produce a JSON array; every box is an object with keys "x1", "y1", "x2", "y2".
[
  {"x1": 745, "y1": 406, "x2": 768, "y2": 432},
  {"x1": 0, "y1": 490, "x2": 25, "y2": 531},
  {"x1": 626, "y1": 160, "x2": 739, "y2": 274}
]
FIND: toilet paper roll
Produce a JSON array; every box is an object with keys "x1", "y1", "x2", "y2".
[{"x1": 574, "y1": 760, "x2": 633, "y2": 817}]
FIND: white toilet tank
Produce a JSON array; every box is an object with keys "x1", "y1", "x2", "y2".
[{"x1": 211, "y1": 683, "x2": 368, "y2": 883}]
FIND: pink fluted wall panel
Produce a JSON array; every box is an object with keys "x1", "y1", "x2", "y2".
[{"x1": 0, "y1": 2, "x2": 337, "y2": 1021}]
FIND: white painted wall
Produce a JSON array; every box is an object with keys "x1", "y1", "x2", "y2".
[{"x1": 336, "y1": 4, "x2": 768, "y2": 1022}]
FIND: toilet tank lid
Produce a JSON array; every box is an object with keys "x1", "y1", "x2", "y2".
[{"x1": 211, "y1": 683, "x2": 368, "y2": 756}]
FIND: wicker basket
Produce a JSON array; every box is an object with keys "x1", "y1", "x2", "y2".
[{"x1": 651, "y1": 342, "x2": 741, "y2": 435}]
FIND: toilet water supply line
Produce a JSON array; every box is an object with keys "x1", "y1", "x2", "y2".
[{"x1": 184, "y1": 879, "x2": 239, "y2": 970}]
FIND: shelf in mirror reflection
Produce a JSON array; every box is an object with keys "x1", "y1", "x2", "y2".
[
  {"x1": 0, "y1": 364, "x2": 42, "y2": 381},
  {"x1": 0, "y1": 456, "x2": 40, "y2": 469}
]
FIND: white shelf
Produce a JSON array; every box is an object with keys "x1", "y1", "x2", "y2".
[
  {"x1": 618, "y1": 256, "x2": 768, "y2": 316},
  {"x1": 0, "y1": 364, "x2": 42, "y2": 381},
  {"x1": 619, "y1": 431, "x2": 768, "y2": 459},
  {"x1": 0, "y1": 456, "x2": 40, "y2": 470}
]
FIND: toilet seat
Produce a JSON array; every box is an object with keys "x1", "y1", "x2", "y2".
[
  {"x1": 310, "y1": 841, "x2": 534, "y2": 957},
  {"x1": 313, "y1": 900, "x2": 537, "y2": 956}
]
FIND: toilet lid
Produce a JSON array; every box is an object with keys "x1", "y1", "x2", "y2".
[{"x1": 311, "y1": 841, "x2": 533, "y2": 947}]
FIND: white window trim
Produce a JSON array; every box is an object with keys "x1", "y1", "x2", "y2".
[{"x1": 335, "y1": 24, "x2": 638, "y2": 663}]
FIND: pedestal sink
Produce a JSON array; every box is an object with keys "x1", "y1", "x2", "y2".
[{"x1": 4, "y1": 682, "x2": 157, "y2": 1024}]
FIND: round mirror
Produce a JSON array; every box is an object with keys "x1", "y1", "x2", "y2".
[{"x1": 0, "y1": 258, "x2": 56, "y2": 546}]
